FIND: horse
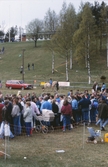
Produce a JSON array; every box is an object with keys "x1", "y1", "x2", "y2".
[{"x1": 43, "y1": 81, "x2": 57, "y2": 89}]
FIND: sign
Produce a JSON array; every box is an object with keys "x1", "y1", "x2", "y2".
[{"x1": 58, "y1": 82, "x2": 70, "y2": 87}]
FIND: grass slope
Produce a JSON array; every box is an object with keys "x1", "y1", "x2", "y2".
[{"x1": 0, "y1": 41, "x2": 107, "y2": 87}]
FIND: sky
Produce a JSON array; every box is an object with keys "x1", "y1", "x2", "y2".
[{"x1": 0, "y1": 0, "x2": 108, "y2": 33}]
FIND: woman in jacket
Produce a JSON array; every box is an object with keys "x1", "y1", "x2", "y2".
[
  {"x1": 23, "y1": 101, "x2": 32, "y2": 136},
  {"x1": 11, "y1": 97, "x2": 21, "y2": 136},
  {"x1": 61, "y1": 99, "x2": 72, "y2": 132}
]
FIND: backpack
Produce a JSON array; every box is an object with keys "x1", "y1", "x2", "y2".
[{"x1": 92, "y1": 99, "x2": 98, "y2": 109}]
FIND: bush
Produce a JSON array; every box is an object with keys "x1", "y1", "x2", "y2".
[{"x1": 100, "y1": 75, "x2": 106, "y2": 80}]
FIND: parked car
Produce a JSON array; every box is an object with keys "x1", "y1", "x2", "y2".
[{"x1": 6, "y1": 80, "x2": 33, "y2": 90}]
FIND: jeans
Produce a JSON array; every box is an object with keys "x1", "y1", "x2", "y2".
[
  {"x1": 25, "y1": 122, "x2": 31, "y2": 136},
  {"x1": 102, "y1": 119, "x2": 108, "y2": 128},
  {"x1": 82, "y1": 108, "x2": 89, "y2": 124},
  {"x1": 73, "y1": 109, "x2": 80, "y2": 123},
  {"x1": 13, "y1": 115, "x2": 21, "y2": 135},
  {"x1": 90, "y1": 109, "x2": 97, "y2": 123},
  {"x1": 62, "y1": 115, "x2": 71, "y2": 131},
  {"x1": 99, "y1": 119, "x2": 104, "y2": 128}
]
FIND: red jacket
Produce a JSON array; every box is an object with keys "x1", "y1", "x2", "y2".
[{"x1": 61, "y1": 104, "x2": 72, "y2": 116}]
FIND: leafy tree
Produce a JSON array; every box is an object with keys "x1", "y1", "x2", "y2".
[
  {"x1": 6, "y1": 27, "x2": 17, "y2": 41},
  {"x1": 91, "y1": 1, "x2": 108, "y2": 53},
  {"x1": 51, "y1": 2, "x2": 77, "y2": 81},
  {"x1": 0, "y1": 30, "x2": 4, "y2": 37},
  {"x1": 26, "y1": 19, "x2": 43, "y2": 47},
  {"x1": 74, "y1": 3, "x2": 97, "y2": 84}
]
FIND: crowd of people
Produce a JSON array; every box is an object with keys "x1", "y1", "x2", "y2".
[{"x1": 0, "y1": 82, "x2": 108, "y2": 139}]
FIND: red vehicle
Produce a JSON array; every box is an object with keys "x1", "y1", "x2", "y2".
[{"x1": 6, "y1": 80, "x2": 33, "y2": 90}]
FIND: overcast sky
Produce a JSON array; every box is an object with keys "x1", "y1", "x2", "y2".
[{"x1": 0, "y1": 0, "x2": 108, "y2": 32}]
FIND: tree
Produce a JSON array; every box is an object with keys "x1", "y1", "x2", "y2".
[
  {"x1": 26, "y1": 19, "x2": 43, "y2": 47},
  {"x1": 0, "y1": 30, "x2": 4, "y2": 42},
  {"x1": 51, "y1": 2, "x2": 77, "y2": 81},
  {"x1": 44, "y1": 8, "x2": 58, "y2": 32},
  {"x1": 74, "y1": 3, "x2": 97, "y2": 84},
  {"x1": 0, "y1": 30, "x2": 4, "y2": 37},
  {"x1": 91, "y1": 1, "x2": 108, "y2": 53},
  {"x1": 6, "y1": 26, "x2": 17, "y2": 41}
]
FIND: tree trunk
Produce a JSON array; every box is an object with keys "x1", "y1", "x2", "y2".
[
  {"x1": 70, "y1": 49, "x2": 72, "y2": 69},
  {"x1": 87, "y1": 28, "x2": 91, "y2": 84},
  {"x1": 85, "y1": 44, "x2": 88, "y2": 68},
  {"x1": 52, "y1": 51, "x2": 54, "y2": 74},
  {"x1": 107, "y1": 35, "x2": 108, "y2": 67},
  {"x1": 66, "y1": 53, "x2": 69, "y2": 81}
]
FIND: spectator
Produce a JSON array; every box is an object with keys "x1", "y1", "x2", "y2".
[
  {"x1": 23, "y1": 101, "x2": 32, "y2": 136},
  {"x1": 61, "y1": 98, "x2": 72, "y2": 132},
  {"x1": 97, "y1": 97, "x2": 108, "y2": 131},
  {"x1": 0, "y1": 98, "x2": 4, "y2": 125},
  {"x1": 28, "y1": 63, "x2": 30, "y2": 70},
  {"x1": 78, "y1": 94, "x2": 91, "y2": 125},
  {"x1": 52, "y1": 99, "x2": 59, "y2": 127},
  {"x1": 0, "y1": 80, "x2": 2, "y2": 88},
  {"x1": 40, "y1": 95, "x2": 52, "y2": 112},
  {"x1": 11, "y1": 97, "x2": 21, "y2": 136},
  {"x1": 32, "y1": 63, "x2": 34, "y2": 70},
  {"x1": 56, "y1": 81, "x2": 59, "y2": 92},
  {"x1": 101, "y1": 83, "x2": 106, "y2": 92},
  {"x1": 0, "y1": 100, "x2": 14, "y2": 139}
]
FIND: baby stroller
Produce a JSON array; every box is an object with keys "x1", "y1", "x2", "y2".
[
  {"x1": 35, "y1": 109, "x2": 55, "y2": 133},
  {"x1": 87, "y1": 127, "x2": 104, "y2": 144},
  {"x1": 35, "y1": 115, "x2": 48, "y2": 134}
]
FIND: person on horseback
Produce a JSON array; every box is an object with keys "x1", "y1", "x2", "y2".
[{"x1": 49, "y1": 78, "x2": 53, "y2": 87}]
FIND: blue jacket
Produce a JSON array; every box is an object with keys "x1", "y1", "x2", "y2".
[
  {"x1": 40, "y1": 101, "x2": 52, "y2": 112},
  {"x1": 71, "y1": 99, "x2": 78, "y2": 110}
]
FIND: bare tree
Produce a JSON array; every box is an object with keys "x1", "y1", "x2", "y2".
[
  {"x1": 26, "y1": 19, "x2": 43, "y2": 47},
  {"x1": 44, "y1": 8, "x2": 58, "y2": 32}
]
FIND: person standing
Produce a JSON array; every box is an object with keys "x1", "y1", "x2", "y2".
[
  {"x1": 32, "y1": 63, "x2": 34, "y2": 70},
  {"x1": 97, "y1": 97, "x2": 108, "y2": 131},
  {"x1": 23, "y1": 101, "x2": 32, "y2": 136},
  {"x1": 71, "y1": 95, "x2": 79, "y2": 125},
  {"x1": 28, "y1": 63, "x2": 30, "y2": 70},
  {"x1": 52, "y1": 99, "x2": 59, "y2": 127},
  {"x1": 78, "y1": 94, "x2": 91, "y2": 125},
  {"x1": 0, "y1": 100, "x2": 14, "y2": 139},
  {"x1": 11, "y1": 98, "x2": 21, "y2": 136},
  {"x1": 0, "y1": 98, "x2": 4, "y2": 125},
  {"x1": 61, "y1": 99, "x2": 72, "y2": 132},
  {"x1": 56, "y1": 81, "x2": 59, "y2": 92}
]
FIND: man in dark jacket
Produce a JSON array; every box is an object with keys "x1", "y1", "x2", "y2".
[
  {"x1": 78, "y1": 94, "x2": 91, "y2": 125},
  {"x1": 0, "y1": 98, "x2": 4, "y2": 125},
  {"x1": 97, "y1": 97, "x2": 108, "y2": 131}
]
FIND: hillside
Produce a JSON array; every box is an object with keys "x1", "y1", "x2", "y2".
[{"x1": 0, "y1": 41, "x2": 107, "y2": 88}]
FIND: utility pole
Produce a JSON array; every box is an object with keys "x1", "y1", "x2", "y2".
[{"x1": 22, "y1": 49, "x2": 25, "y2": 82}]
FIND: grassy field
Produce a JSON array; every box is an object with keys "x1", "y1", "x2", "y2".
[
  {"x1": 0, "y1": 41, "x2": 108, "y2": 87},
  {"x1": 0, "y1": 125, "x2": 108, "y2": 167},
  {"x1": 0, "y1": 41, "x2": 108, "y2": 167}
]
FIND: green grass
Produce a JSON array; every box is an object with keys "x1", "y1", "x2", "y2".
[
  {"x1": 0, "y1": 41, "x2": 108, "y2": 166},
  {"x1": 0, "y1": 125, "x2": 108, "y2": 167},
  {"x1": 0, "y1": 40, "x2": 107, "y2": 96},
  {"x1": 0, "y1": 40, "x2": 107, "y2": 86}
]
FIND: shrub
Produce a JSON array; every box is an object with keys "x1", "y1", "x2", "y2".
[{"x1": 100, "y1": 76, "x2": 106, "y2": 80}]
